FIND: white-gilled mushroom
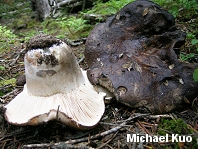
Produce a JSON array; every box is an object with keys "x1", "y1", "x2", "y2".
[{"x1": 4, "y1": 34, "x2": 106, "y2": 129}]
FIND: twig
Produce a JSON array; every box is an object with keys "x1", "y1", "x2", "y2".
[
  {"x1": 22, "y1": 143, "x2": 90, "y2": 149},
  {"x1": 9, "y1": 48, "x2": 26, "y2": 66},
  {"x1": 66, "y1": 113, "x2": 148, "y2": 144},
  {"x1": 0, "y1": 76, "x2": 4, "y2": 80},
  {"x1": 78, "y1": 56, "x2": 85, "y2": 64},
  {"x1": 135, "y1": 119, "x2": 158, "y2": 149},
  {"x1": 0, "y1": 87, "x2": 19, "y2": 99},
  {"x1": 53, "y1": 0, "x2": 81, "y2": 9},
  {"x1": 99, "y1": 121, "x2": 132, "y2": 127},
  {"x1": 22, "y1": 113, "x2": 147, "y2": 148},
  {"x1": 65, "y1": 38, "x2": 86, "y2": 46},
  {"x1": 137, "y1": 120, "x2": 151, "y2": 135},
  {"x1": 145, "y1": 114, "x2": 171, "y2": 119},
  {"x1": 82, "y1": 14, "x2": 106, "y2": 22},
  {"x1": 82, "y1": 0, "x2": 86, "y2": 11},
  {"x1": 1, "y1": 88, "x2": 19, "y2": 98},
  {"x1": 106, "y1": 144, "x2": 114, "y2": 149},
  {"x1": 96, "y1": 131, "x2": 118, "y2": 149}
]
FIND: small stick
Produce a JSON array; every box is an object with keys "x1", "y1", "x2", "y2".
[
  {"x1": 0, "y1": 88, "x2": 20, "y2": 103},
  {"x1": 146, "y1": 114, "x2": 171, "y2": 119},
  {"x1": 10, "y1": 48, "x2": 26, "y2": 66},
  {"x1": 22, "y1": 113, "x2": 147, "y2": 148},
  {"x1": 78, "y1": 56, "x2": 85, "y2": 64},
  {"x1": 82, "y1": 0, "x2": 86, "y2": 11},
  {"x1": 96, "y1": 131, "x2": 118, "y2": 149},
  {"x1": 22, "y1": 143, "x2": 90, "y2": 149}
]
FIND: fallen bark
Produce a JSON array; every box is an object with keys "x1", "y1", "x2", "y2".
[{"x1": 54, "y1": 0, "x2": 81, "y2": 8}]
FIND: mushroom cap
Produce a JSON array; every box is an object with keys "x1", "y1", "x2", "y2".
[
  {"x1": 4, "y1": 34, "x2": 105, "y2": 129},
  {"x1": 85, "y1": 0, "x2": 198, "y2": 114}
]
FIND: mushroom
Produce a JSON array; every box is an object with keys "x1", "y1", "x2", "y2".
[
  {"x1": 85, "y1": 0, "x2": 198, "y2": 114},
  {"x1": 4, "y1": 34, "x2": 105, "y2": 129}
]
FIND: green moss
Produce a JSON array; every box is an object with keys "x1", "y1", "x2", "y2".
[
  {"x1": 0, "y1": 0, "x2": 31, "y2": 20},
  {"x1": 0, "y1": 25, "x2": 18, "y2": 54},
  {"x1": 0, "y1": 78, "x2": 16, "y2": 87},
  {"x1": 51, "y1": 16, "x2": 93, "y2": 40},
  {"x1": 158, "y1": 118, "x2": 191, "y2": 135},
  {"x1": 153, "y1": 0, "x2": 198, "y2": 18},
  {"x1": 193, "y1": 68, "x2": 198, "y2": 82},
  {"x1": 13, "y1": 18, "x2": 26, "y2": 28},
  {"x1": 157, "y1": 118, "x2": 198, "y2": 148},
  {"x1": 0, "y1": 78, "x2": 16, "y2": 96},
  {"x1": 83, "y1": 0, "x2": 134, "y2": 15}
]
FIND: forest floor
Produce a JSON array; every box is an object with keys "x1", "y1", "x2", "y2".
[
  {"x1": 0, "y1": 1, "x2": 198, "y2": 149},
  {"x1": 0, "y1": 36, "x2": 198, "y2": 149}
]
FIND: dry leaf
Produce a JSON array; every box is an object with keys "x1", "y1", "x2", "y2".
[{"x1": 142, "y1": 7, "x2": 149, "y2": 16}]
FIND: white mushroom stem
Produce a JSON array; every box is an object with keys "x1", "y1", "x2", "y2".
[
  {"x1": 4, "y1": 41, "x2": 105, "y2": 129},
  {"x1": 25, "y1": 42, "x2": 85, "y2": 96}
]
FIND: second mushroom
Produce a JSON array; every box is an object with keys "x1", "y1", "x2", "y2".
[{"x1": 85, "y1": 0, "x2": 198, "y2": 114}]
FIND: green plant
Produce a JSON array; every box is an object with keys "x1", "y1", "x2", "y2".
[
  {"x1": 63, "y1": 17, "x2": 87, "y2": 31},
  {"x1": 157, "y1": 118, "x2": 198, "y2": 148},
  {"x1": 179, "y1": 53, "x2": 195, "y2": 61},
  {"x1": 83, "y1": 0, "x2": 134, "y2": 15},
  {"x1": 187, "y1": 33, "x2": 198, "y2": 52},
  {"x1": 0, "y1": 0, "x2": 31, "y2": 19},
  {"x1": 153, "y1": 0, "x2": 198, "y2": 18},
  {"x1": 0, "y1": 78, "x2": 16, "y2": 87},
  {"x1": 192, "y1": 39, "x2": 198, "y2": 45},
  {"x1": 18, "y1": 31, "x2": 38, "y2": 43},
  {"x1": 55, "y1": 16, "x2": 92, "y2": 39},
  {"x1": 0, "y1": 25, "x2": 18, "y2": 54},
  {"x1": 158, "y1": 118, "x2": 191, "y2": 135},
  {"x1": 0, "y1": 66, "x2": 6, "y2": 71},
  {"x1": 0, "y1": 77, "x2": 16, "y2": 96},
  {"x1": 0, "y1": 25, "x2": 16, "y2": 43},
  {"x1": 193, "y1": 68, "x2": 198, "y2": 82}
]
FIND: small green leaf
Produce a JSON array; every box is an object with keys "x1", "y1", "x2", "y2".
[
  {"x1": 191, "y1": 39, "x2": 198, "y2": 45},
  {"x1": 187, "y1": 33, "x2": 195, "y2": 39},
  {"x1": 180, "y1": 53, "x2": 194, "y2": 61},
  {"x1": 0, "y1": 78, "x2": 16, "y2": 86},
  {"x1": 0, "y1": 65, "x2": 5, "y2": 70},
  {"x1": 193, "y1": 68, "x2": 198, "y2": 82}
]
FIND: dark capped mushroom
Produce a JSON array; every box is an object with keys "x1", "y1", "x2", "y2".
[{"x1": 85, "y1": 0, "x2": 198, "y2": 114}]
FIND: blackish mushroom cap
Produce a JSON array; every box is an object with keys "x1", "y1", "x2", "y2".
[
  {"x1": 26, "y1": 34, "x2": 62, "y2": 51},
  {"x1": 85, "y1": 0, "x2": 198, "y2": 114}
]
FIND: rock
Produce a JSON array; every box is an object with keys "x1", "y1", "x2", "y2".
[
  {"x1": 84, "y1": 0, "x2": 198, "y2": 114},
  {"x1": 16, "y1": 74, "x2": 26, "y2": 86}
]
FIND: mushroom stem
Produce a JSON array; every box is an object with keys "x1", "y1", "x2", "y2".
[{"x1": 25, "y1": 42, "x2": 85, "y2": 96}]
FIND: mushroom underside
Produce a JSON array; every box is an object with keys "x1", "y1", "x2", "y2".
[
  {"x1": 85, "y1": 0, "x2": 198, "y2": 114},
  {"x1": 5, "y1": 84, "x2": 105, "y2": 129}
]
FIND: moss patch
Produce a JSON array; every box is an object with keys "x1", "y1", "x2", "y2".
[
  {"x1": 0, "y1": 78, "x2": 16, "y2": 87},
  {"x1": 157, "y1": 118, "x2": 198, "y2": 148}
]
